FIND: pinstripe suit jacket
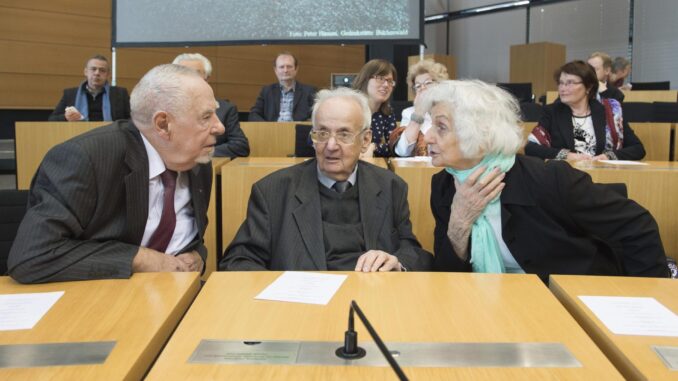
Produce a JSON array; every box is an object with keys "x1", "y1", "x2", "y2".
[
  {"x1": 220, "y1": 159, "x2": 432, "y2": 271},
  {"x1": 7, "y1": 120, "x2": 212, "y2": 283}
]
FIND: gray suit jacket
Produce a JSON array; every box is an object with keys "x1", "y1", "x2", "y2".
[
  {"x1": 220, "y1": 159, "x2": 432, "y2": 271},
  {"x1": 8, "y1": 120, "x2": 212, "y2": 283}
]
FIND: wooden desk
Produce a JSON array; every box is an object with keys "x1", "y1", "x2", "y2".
[
  {"x1": 220, "y1": 157, "x2": 387, "y2": 254},
  {"x1": 550, "y1": 275, "x2": 678, "y2": 380},
  {"x1": 15, "y1": 121, "x2": 106, "y2": 189},
  {"x1": 573, "y1": 160, "x2": 678, "y2": 260},
  {"x1": 0, "y1": 273, "x2": 199, "y2": 380},
  {"x1": 390, "y1": 158, "x2": 440, "y2": 252},
  {"x1": 628, "y1": 122, "x2": 672, "y2": 161},
  {"x1": 147, "y1": 272, "x2": 621, "y2": 380},
  {"x1": 240, "y1": 122, "x2": 307, "y2": 157}
]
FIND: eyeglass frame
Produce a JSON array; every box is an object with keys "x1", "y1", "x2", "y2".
[
  {"x1": 557, "y1": 80, "x2": 583, "y2": 88},
  {"x1": 309, "y1": 128, "x2": 368, "y2": 145},
  {"x1": 370, "y1": 75, "x2": 396, "y2": 88},
  {"x1": 412, "y1": 79, "x2": 436, "y2": 92}
]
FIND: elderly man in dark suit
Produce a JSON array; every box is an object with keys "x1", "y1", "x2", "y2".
[
  {"x1": 9, "y1": 64, "x2": 225, "y2": 283},
  {"x1": 173, "y1": 53, "x2": 250, "y2": 158},
  {"x1": 221, "y1": 87, "x2": 432, "y2": 272},
  {"x1": 48, "y1": 54, "x2": 130, "y2": 122},
  {"x1": 248, "y1": 52, "x2": 317, "y2": 122}
]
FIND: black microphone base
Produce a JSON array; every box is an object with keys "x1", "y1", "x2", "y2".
[{"x1": 335, "y1": 346, "x2": 366, "y2": 360}]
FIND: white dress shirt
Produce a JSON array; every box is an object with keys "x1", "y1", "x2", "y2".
[
  {"x1": 395, "y1": 107, "x2": 433, "y2": 157},
  {"x1": 140, "y1": 134, "x2": 198, "y2": 254}
]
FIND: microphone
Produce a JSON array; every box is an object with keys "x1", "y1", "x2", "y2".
[{"x1": 335, "y1": 300, "x2": 409, "y2": 381}]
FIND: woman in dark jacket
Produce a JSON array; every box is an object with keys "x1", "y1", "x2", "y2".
[{"x1": 525, "y1": 60, "x2": 644, "y2": 161}]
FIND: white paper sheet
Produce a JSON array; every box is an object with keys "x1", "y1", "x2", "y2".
[
  {"x1": 391, "y1": 156, "x2": 432, "y2": 163},
  {"x1": 579, "y1": 295, "x2": 678, "y2": 337},
  {"x1": 0, "y1": 291, "x2": 64, "y2": 331},
  {"x1": 255, "y1": 272, "x2": 347, "y2": 305},
  {"x1": 596, "y1": 160, "x2": 649, "y2": 166}
]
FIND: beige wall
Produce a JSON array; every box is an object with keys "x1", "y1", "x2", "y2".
[{"x1": 0, "y1": 0, "x2": 365, "y2": 111}]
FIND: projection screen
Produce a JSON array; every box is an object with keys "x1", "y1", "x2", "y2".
[{"x1": 113, "y1": 0, "x2": 423, "y2": 46}]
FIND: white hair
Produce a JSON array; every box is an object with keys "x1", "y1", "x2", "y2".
[
  {"x1": 130, "y1": 64, "x2": 202, "y2": 128},
  {"x1": 172, "y1": 53, "x2": 212, "y2": 78},
  {"x1": 311, "y1": 87, "x2": 372, "y2": 132},
  {"x1": 420, "y1": 79, "x2": 524, "y2": 158}
]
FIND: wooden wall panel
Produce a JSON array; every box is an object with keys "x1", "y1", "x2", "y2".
[
  {"x1": 0, "y1": 73, "x2": 81, "y2": 109},
  {"x1": 0, "y1": 41, "x2": 105, "y2": 75},
  {"x1": 0, "y1": 1, "x2": 110, "y2": 17}
]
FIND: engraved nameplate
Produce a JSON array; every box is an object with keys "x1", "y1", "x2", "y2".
[{"x1": 0, "y1": 341, "x2": 116, "y2": 368}]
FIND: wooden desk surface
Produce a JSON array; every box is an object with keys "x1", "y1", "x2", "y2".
[
  {"x1": 0, "y1": 273, "x2": 200, "y2": 380},
  {"x1": 147, "y1": 272, "x2": 621, "y2": 380},
  {"x1": 390, "y1": 158, "x2": 440, "y2": 252},
  {"x1": 221, "y1": 157, "x2": 387, "y2": 252},
  {"x1": 572, "y1": 160, "x2": 678, "y2": 260},
  {"x1": 550, "y1": 275, "x2": 678, "y2": 380}
]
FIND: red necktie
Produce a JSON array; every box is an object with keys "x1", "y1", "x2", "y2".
[{"x1": 147, "y1": 170, "x2": 178, "y2": 252}]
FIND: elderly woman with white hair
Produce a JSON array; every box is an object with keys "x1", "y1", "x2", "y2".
[{"x1": 423, "y1": 80, "x2": 669, "y2": 282}]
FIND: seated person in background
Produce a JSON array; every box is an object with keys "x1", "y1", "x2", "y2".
[
  {"x1": 609, "y1": 56, "x2": 632, "y2": 90},
  {"x1": 423, "y1": 80, "x2": 668, "y2": 282},
  {"x1": 8, "y1": 64, "x2": 225, "y2": 283},
  {"x1": 221, "y1": 87, "x2": 432, "y2": 272},
  {"x1": 49, "y1": 54, "x2": 130, "y2": 122},
  {"x1": 525, "y1": 60, "x2": 644, "y2": 161},
  {"x1": 587, "y1": 52, "x2": 624, "y2": 102},
  {"x1": 173, "y1": 53, "x2": 250, "y2": 158},
  {"x1": 248, "y1": 52, "x2": 317, "y2": 122},
  {"x1": 389, "y1": 59, "x2": 449, "y2": 157}
]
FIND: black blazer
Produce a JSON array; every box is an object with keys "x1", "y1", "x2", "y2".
[
  {"x1": 48, "y1": 85, "x2": 131, "y2": 121},
  {"x1": 248, "y1": 82, "x2": 316, "y2": 121},
  {"x1": 525, "y1": 99, "x2": 645, "y2": 160},
  {"x1": 214, "y1": 99, "x2": 250, "y2": 158},
  {"x1": 8, "y1": 121, "x2": 212, "y2": 283},
  {"x1": 431, "y1": 155, "x2": 668, "y2": 282}
]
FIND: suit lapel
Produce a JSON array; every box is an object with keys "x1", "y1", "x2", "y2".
[
  {"x1": 500, "y1": 158, "x2": 536, "y2": 243},
  {"x1": 122, "y1": 122, "x2": 149, "y2": 245},
  {"x1": 555, "y1": 104, "x2": 575, "y2": 150},
  {"x1": 358, "y1": 163, "x2": 387, "y2": 249},
  {"x1": 292, "y1": 161, "x2": 326, "y2": 269},
  {"x1": 292, "y1": 82, "x2": 302, "y2": 111},
  {"x1": 188, "y1": 165, "x2": 209, "y2": 234},
  {"x1": 272, "y1": 84, "x2": 282, "y2": 119}
]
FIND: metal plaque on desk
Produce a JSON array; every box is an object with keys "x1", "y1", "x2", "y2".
[
  {"x1": 189, "y1": 340, "x2": 580, "y2": 368},
  {"x1": 653, "y1": 346, "x2": 678, "y2": 370},
  {"x1": 0, "y1": 341, "x2": 116, "y2": 368}
]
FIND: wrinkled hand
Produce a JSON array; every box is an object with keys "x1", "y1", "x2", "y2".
[
  {"x1": 176, "y1": 251, "x2": 204, "y2": 273},
  {"x1": 64, "y1": 106, "x2": 83, "y2": 121},
  {"x1": 450, "y1": 166, "x2": 505, "y2": 228},
  {"x1": 591, "y1": 153, "x2": 610, "y2": 161},
  {"x1": 566, "y1": 152, "x2": 593, "y2": 161},
  {"x1": 360, "y1": 143, "x2": 375, "y2": 159},
  {"x1": 355, "y1": 250, "x2": 402, "y2": 272}
]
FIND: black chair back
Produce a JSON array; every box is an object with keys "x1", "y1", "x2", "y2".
[
  {"x1": 652, "y1": 102, "x2": 678, "y2": 123},
  {"x1": 520, "y1": 102, "x2": 544, "y2": 122},
  {"x1": 294, "y1": 124, "x2": 315, "y2": 157},
  {"x1": 498, "y1": 83, "x2": 534, "y2": 103},
  {"x1": 622, "y1": 102, "x2": 654, "y2": 122},
  {"x1": 630, "y1": 81, "x2": 670, "y2": 90},
  {"x1": 0, "y1": 189, "x2": 29, "y2": 275}
]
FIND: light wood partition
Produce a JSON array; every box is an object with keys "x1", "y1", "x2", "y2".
[
  {"x1": 240, "y1": 122, "x2": 306, "y2": 157},
  {"x1": 572, "y1": 160, "x2": 678, "y2": 260},
  {"x1": 628, "y1": 123, "x2": 672, "y2": 161},
  {"x1": 220, "y1": 157, "x2": 387, "y2": 255},
  {"x1": 15, "y1": 121, "x2": 106, "y2": 189},
  {"x1": 203, "y1": 157, "x2": 231, "y2": 280},
  {"x1": 510, "y1": 42, "x2": 565, "y2": 100},
  {"x1": 550, "y1": 275, "x2": 678, "y2": 380},
  {"x1": 0, "y1": 273, "x2": 199, "y2": 380},
  {"x1": 147, "y1": 272, "x2": 622, "y2": 380},
  {"x1": 0, "y1": 0, "x2": 365, "y2": 111}
]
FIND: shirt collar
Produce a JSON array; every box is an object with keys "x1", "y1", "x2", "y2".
[
  {"x1": 317, "y1": 162, "x2": 358, "y2": 189},
  {"x1": 141, "y1": 133, "x2": 166, "y2": 179},
  {"x1": 280, "y1": 81, "x2": 296, "y2": 92}
]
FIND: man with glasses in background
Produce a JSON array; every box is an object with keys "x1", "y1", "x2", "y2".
[
  {"x1": 49, "y1": 54, "x2": 130, "y2": 122},
  {"x1": 221, "y1": 87, "x2": 432, "y2": 272}
]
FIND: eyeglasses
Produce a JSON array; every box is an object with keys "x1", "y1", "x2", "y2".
[
  {"x1": 309, "y1": 129, "x2": 364, "y2": 145},
  {"x1": 87, "y1": 67, "x2": 108, "y2": 74},
  {"x1": 558, "y1": 80, "x2": 583, "y2": 88},
  {"x1": 371, "y1": 75, "x2": 396, "y2": 87},
  {"x1": 412, "y1": 80, "x2": 435, "y2": 92}
]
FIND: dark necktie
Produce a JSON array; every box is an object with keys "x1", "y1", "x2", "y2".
[
  {"x1": 147, "y1": 170, "x2": 178, "y2": 252},
  {"x1": 332, "y1": 181, "x2": 351, "y2": 193}
]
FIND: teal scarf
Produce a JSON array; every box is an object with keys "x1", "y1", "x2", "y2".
[{"x1": 445, "y1": 154, "x2": 516, "y2": 273}]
